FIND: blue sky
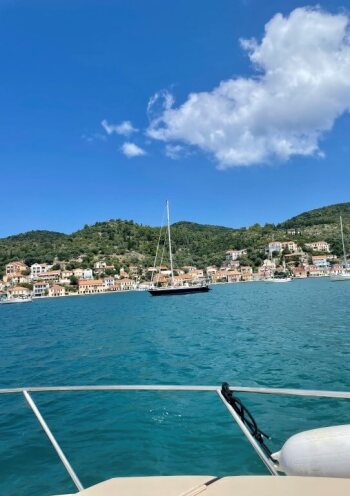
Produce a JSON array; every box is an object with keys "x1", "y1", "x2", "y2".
[{"x1": 0, "y1": 0, "x2": 349, "y2": 236}]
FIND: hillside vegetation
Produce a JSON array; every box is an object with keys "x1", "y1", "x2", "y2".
[{"x1": 0, "y1": 202, "x2": 349, "y2": 274}]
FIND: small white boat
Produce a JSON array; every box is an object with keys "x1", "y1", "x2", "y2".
[
  {"x1": 265, "y1": 277, "x2": 292, "y2": 283},
  {"x1": 0, "y1": 296, "x2": 32, "y2": 304}
]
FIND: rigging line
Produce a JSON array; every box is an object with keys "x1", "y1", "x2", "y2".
[{"x1": 151, "y1": 207, "x2": 166, "y2": 285}]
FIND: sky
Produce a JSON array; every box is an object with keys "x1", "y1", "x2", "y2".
[{"x1": 1, "y1": 0, "x2": 350, "y2": 236}]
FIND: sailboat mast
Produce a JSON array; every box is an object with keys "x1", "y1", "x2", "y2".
[
  {"x1": 166, "y1": 200, "x2": 175, "y2": 285},
  {"x1": 340, "y1": 216, "x2": 347, "y2": 267}
]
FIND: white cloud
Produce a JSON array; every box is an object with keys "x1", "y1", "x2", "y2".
[
  {"x1": 147, "y1": 7, "x2": 350, "y2": 168},
  {"x1": 147, "y1": 90, "x2": 175, "y2": 120},
  {"x1": 165, "y1": 144, "x2": 185, "y2": 159},
  {"x1": 121, "y1": 142, "x2": 146, "y2": 158},
  {"x1": 101, "y1": 119, "x2": 138, "y2": 136}
]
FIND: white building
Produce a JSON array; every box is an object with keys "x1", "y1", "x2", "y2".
[
  {"x1": 33, "y1": 282, "x2": 50, "y2": 297},
  {"x1": 31, "y1": 263, "x2": 50, "y2": 279},
  {"x1": 225, "y1": 249, "x2": 247, "y2": 261},
  {"x1": 266, "y1": 242, "x2": 283, "y2": 256},
  {"x1": 305, "y1": 241, "x2": 330, "y2": 253}
]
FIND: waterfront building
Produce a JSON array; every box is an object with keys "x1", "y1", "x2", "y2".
[
  {"x1": 307, "y1": 265, "x2": 328, "y2": 277},
  {"x1": 240, "y1": 266, "x2": 253, "y2": 281},
  {"x1": 7, "y1": 286, "x2": 31, "y2": 297},
  {"x1": 206, "y1": 266, "x2": 218, "y2": 277},
  {"x1": 48, "y1": 285, "x2": 66, "y2": 297},
  {"x1": 33, "y1": 282, "x2": 50, "y2": 297},
  {"x1": 305, "y1": 241, "x2": 331, "y2": 253},
  {"x1": 78, "y1": 279, "x2": 104, "y2": 294},
  {"x1": 292, "y1": 267, "x2": 308, "y2": 278},
  {"x1": 115, "y1": 278, "x2": 135, "y2": 291},
  {"x1": 103, "y1": 276, "x2": 115, "y2": 288}
]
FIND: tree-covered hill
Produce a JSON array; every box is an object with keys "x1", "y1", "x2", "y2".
[
  {"x1": 0, "y1": 202, "x2": 349, "y2": 274},
  {"x1": 279, "y1": 202, "x2": 350, "y2": 228}
]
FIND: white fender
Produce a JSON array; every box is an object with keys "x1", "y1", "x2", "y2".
[{"x1": 273, "y1": 424, "x2": 350, "y2": 478}]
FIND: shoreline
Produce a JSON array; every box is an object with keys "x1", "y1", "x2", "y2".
[{"x1": 26, "y1": 275, "x2": 331, "y2": 301}]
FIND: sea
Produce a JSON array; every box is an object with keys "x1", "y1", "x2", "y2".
[{"x1": 1, "y1": 278, "x2": 350, "y2": 495}]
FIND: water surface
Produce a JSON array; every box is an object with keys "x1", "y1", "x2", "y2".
[{"x1": 1, "y1": 279, "x2": 350, "y2": 495}]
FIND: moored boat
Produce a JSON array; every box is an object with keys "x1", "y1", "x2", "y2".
[
  {"x1": 149, "y1": 201, "x2": 211, "y2": 296},
  {"x1": 0, "y1": 296, "x2": 32, "y2": 304},
  {"x1": 330, "y1": 216, "x2": 350, "y2": 282}
]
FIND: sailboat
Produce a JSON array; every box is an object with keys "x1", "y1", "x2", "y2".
[
  {"x1": 148, "y1": 201, "x2": 210, "y2": 296},
  {"x1": 330, "y1": 216, "x2": 350, "y2": 281}
]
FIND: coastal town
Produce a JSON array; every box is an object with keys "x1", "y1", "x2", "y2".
[{"x1": 0, "y1": 237, "x2": 347, "y2": 300}]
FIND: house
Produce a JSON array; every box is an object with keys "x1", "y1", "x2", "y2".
[
  {"x1": 212, "y1": 270, "x2": 230, "y2": 282},
  {"x1": 312, "y1": 256, "x2": 330, "y2": 268},
  {"x1": 152, "y1": 274, "x2": 169, "y2": 286},
  {"x1": 7, "y1": 286, "x2": 31, "y2": 298},
  {"x1": 73, "y1": 268, "x2": 84, "y2": 278},
  {"x1": 94, "y1": 261, "x2": 107, "y2": 270},
  {"x1": 292, "y1": 267, "x2": 308, "y2": 278},
  {"x1": 38, "y1": 270, "x2": 61, "y2": 282},
  {"x1": 225, "y1": 249, "x2": 247, "y2": 261},
  {"x1": 206, "y1": 266, "x2": 217, "y2": 277},
  {"x1": 78, "y1": 279, "x2": 105, "y2": 294},
  {"x1": 226, "y1": 270, "x2": 241, "y2": 282},
  {"x1": 33, "y1": 282, "x2": 50, "y2": 297},
  {"x1": 306, "y1": 265, "x2": 328, "y2": 277},
  {"x1": 240, "y1": 266, "x2": 253, "y2": 281},
  {"x1": 5, "y1": 261, "x2": 28, "y2": 276},
  {"x1": 305, "y1": 241, "x2": 330, "y2": 253},
  {"x1": 48, "y1": 285, "x2": 66, "y2": 297},
  {"x1": 287, "y1": 228, "x2": 301, "y2": 236},
  {"x1": 82, "y1": 269, "x2": 93, "y2": 279},
  {"x1": 173, "y1": 274, "x2": 193, "y2": 286},
  {"x1": 115, "y1": 278, "x2": 135, "y2": 291},
  {"x1": 31, "y1": 263, "x2": 50, "y2": 279},
  {"x1": 182, "y1": 266, "x2": 197, "y2": 273},
  {"x1": 103, "y1": 276, "x2": 115, "y2": 288},
  {"x1": 119, "y1": 267, "x2": 129, "y2": 278},
  {"x1": 281, "y1": 241, "x2": 299, "y2": 253},
  {"x1": 265, "y1": 242, "x2": 283, "y2": 255}
]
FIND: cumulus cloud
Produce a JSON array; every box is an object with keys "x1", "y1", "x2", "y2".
[
  {"x1": 101, "y1": 119, "x2": 138, "y2": 136},
  {"x1": 121, "y1": 142, "x2": 146, "y2": 158},
  {"x1": 147, "y1": 7, "x2": 350, "y2": 168}
]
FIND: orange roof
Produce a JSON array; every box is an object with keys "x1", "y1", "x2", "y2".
[
  {"x1": 51, "y1": 285, "x2": 64, "y2": 290},
  {"x1": 78, "y1": 279, "x2": 103, "y2": 286},
  {"x1": 9, "y1": 286, "x2": 29, "y2": 291}
]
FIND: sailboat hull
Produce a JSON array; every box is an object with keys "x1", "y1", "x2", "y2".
[{"x1": 149, "y1": 285, "x2": 211, "y2": 296}]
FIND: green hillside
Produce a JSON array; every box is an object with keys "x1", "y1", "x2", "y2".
[{"x1": 0, "y1": 202, "x2": 349, "y2": 275}]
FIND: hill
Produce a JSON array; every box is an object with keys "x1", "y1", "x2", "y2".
[
  {"x1": 279, "y1": 202, "x2": 350, "y2": 228},
  {"x1": 0, "y1": 202, "x2": 349, "y2": 274}
]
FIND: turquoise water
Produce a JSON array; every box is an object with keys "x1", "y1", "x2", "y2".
[{"x1": 1, "y1": 278, "x2": 350, "y2": 495}]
